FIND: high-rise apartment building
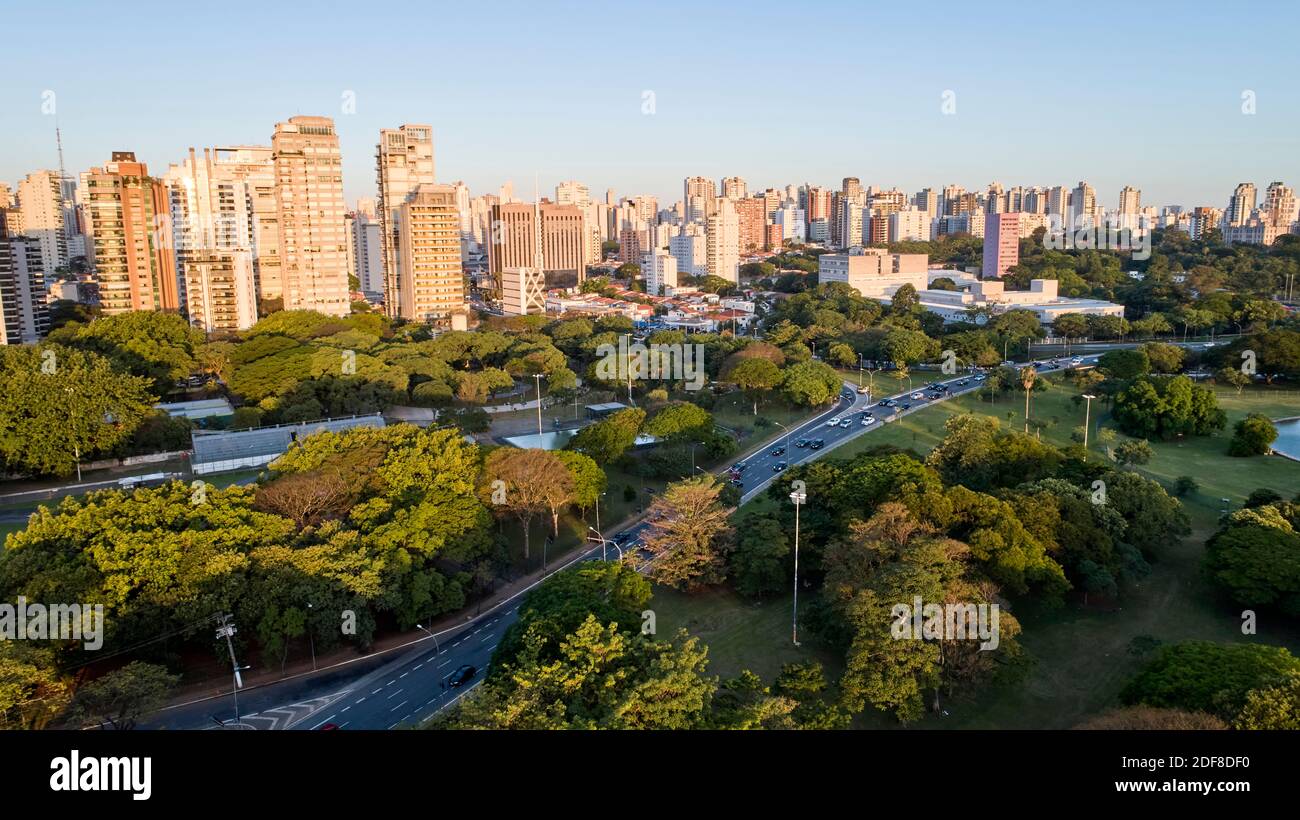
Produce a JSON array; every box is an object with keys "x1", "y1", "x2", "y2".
[
  {"x1": 721, "y1": 176, "x2": 747, "y2": 200},
  {"x1": 348, "y1": 207, "x2": 384, "y2": 293},
  {"x1": 183, "y1": 250, "x2": 258, "y2": 332},
  {"x1": 889, "y1": 207, "x2": 930, "y2": 242},
  {"x1": 1226, "y1": 182, "x2": 1258, "y2": 228},
  {"x1": 206, "y1": 145, "x2": 280, "y2": 305},
  {"x1": 982, "y1": 212, "x2": 1022, "y2": 278},
  {"x1": 556, "y1": 180, "x2": 591, "y2": 208},
  {"x1": 396, "y1": 183, "x2": 464, "y2": 322},
  {"x1": 0, "y1": 234, "x2": 49, "y2": 344},
  {"x1": 1071, "y1": 181, "x2": 1097, "y2": 227},
  {"x1": 82, "y1": 152, "x2": 180, "y2": 314},
  {"x1": 488, "y1": 201, "x2": 586, "y2": 290},
  {"x1": 272, "y1": 116, "x2": 350, "y2": 316},
  {"x1": 669, "y1": 225, "x2": 708, "y2": 277},
  {"x1": 1265, "y1": 182, "x2": 1297, "y2": 229},
  {"x1": 375, "y1": 124, "x2": 435, "y2": 316},
  {"x1": 706, "y1": 200, "x2": 740, "y2": 282},
  {"x1": 734, "y1": 197, "x2": 767, "y2": 254},
  {"x1": 15, "y1": 170, "x2": 67, "y2": 278},
  {"x1": 642, "y1": 248, "x2": 678, "y2": 296},
  {"x1": 684, "y1": 177, "x2": 717, "y2": 219},
  {"x1": 1118, "y1": 186, "x2": 1141, "y2": 214}
]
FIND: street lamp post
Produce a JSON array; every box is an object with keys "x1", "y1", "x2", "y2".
[
  {"x1": 415, "y1": 622, "x2": 441, "y2": 656},
  {"x1": 773, "y1": 421, "x2": 791, "y2": 453},
  {"x1": 306, "y1": 602, "x2": 316, "y2": 671},
  {"x1": 532, "y1": 373, "x2": 544, "y2": 438},
  {"x1": 790, "y1": 487, "x2": 807, "y2": 646},
  {"x1": 588, "y1": 526, "x2": 610, "y2": 561},
  {"x1": 1081, "y1": 394, "x2": 1097, "y2": 460}
]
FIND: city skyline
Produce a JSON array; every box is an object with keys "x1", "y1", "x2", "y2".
[{"x1": 2, "y1": 1, "x2": 1298, "y2": 209}]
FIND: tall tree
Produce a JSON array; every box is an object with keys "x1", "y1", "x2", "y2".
[
  {"x1": 642, "y1": 476, "x2": 735, "y2": 590},
  {"x1": 481, "y1": 448, "x2": 572, "y2": 559}
]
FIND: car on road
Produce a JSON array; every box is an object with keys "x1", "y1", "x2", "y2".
[
  {"x1": 733, "y1": 462, "x2": 747, "y2": 472},
  {"x1": 974, "y1": 374, "x2": 987, "y2": 381},
  {"x1": 316, "y1": 722, "x2": 340, "y2": 731},
  {"x1": 910, "y1": 392, "x2": 924, "y2": 400},
  {"x1": 861, "y1": 417, "x2": 875, "y2": 426},
  {"x1": 770, "y1": 446, "x2": 786, "y2": 457},
  {"x1": 857, "y1": 386, "x2": 871, "y2": 394},
  {"x1": 730, "y1": 478, "x2": 743, "y2": 487},
  {"x1": 900, "y1": 402, "x2": 911, "y2": 410},
  {"x1": 447, "y1": 665, "x2": 477, "y2": 688},
  {"x1": 794, "y1": 438, "x2": 809, "y2": 448},
  {"x1": 1070, "y1": 356, "x2": 1083, "y2": 365},
  {"x1": 809, "y1": 439, "x2": 825, "y2": 450},
  {"x1": 1203, "y1": 341, "x2": 1216, "y2": 347},
  {"x1": 772, "y1": 461, "x2": 788, "y2": 472},
  {"x1": 826, "y1": 417, "x2": 841, "y2": 426}
]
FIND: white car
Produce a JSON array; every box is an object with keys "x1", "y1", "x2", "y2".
[
  {"x1": 910, "y1": 392, "x2": 924, "y2": 400},
  {"x1": 826, "y1": 417, "x2": 841, "y2": 427},
  {"x1": 974, "y1": 374, "x2": 987, "y2": 381},
  {"x1": 861, "y1": 417, "x2": 876, "y2": 427}
]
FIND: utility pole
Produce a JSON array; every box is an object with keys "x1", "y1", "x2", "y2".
[
  {"x1": 790, "y1": 486, "x2": 807, "y2": 646},
  {"x1": 215, "y1": 615, "x2": 245, "y2": 727}
]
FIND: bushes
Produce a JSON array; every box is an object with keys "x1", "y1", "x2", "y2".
[{"x1": 1228, "y1": 413, "x2": 1278, "y2": 457}]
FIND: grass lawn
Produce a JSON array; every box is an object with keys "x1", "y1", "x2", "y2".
[
  {"x1": 650, "y1": 585, "x2": 842, "y2": 685},
  {"x1": 658, "y1": 378, "x2": 1300, "y2": 728}
]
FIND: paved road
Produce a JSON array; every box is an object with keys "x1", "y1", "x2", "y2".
[{"x1": 156, "y1": 351, "x2": 1114, "y2": 731}]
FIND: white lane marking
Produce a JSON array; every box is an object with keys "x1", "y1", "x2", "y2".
[
  {"x1": 356, "y1": 697, "x2": 366, "y2": 704},
  {"x1": 486, "y1": 643, "x2": 498, "y2": 653},
  {"x1": 387, "y1": 688, "x2": 404, "y2": 699},
  {"x1": 399, "y1": 672, "x2": 409, "y2": 679},
  {"x1": 480, "y1": 634, "x2": 493, "y2": 643},
  {"x1": 414, "y1": 663, "x2": 424, "y2": 671},
  {"x1": 438, "y1": 660, "x2": 450, "y2": 668},
  {"x1": 390, "y1": 700, "x2": 408, "y2": 712},
  {"x1": 310, "y1": 715, "x2": 336, "y2": 729},
  {"x1": 370, "y1": 688, "x2": 382, "y2": 695},
  {"x1": 341, "y1": 706, "x2": 351, "y2": 713}
]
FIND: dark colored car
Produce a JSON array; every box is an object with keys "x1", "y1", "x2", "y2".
[
  {"x1": 772, "y1": 461, "x2": 788, "y2": 472},
  {"x1": 770, "y1": 447, "x2": 786, "y2": 457},
  {"x1": 730, "y1": 478, "x2": 743, "y2": 487},
  {"x1": 809, "y1": 439, "x2": 825, "y2": 450},
  {"x1": 794, "y1": 439, "x2": 810, "y2": 448},
  {"x1": 448, "y1": 664, "x2": 477, "y2": 688},
  {"x1": 733, "y1": 462, "x2": 747, "y2": 472},
  {"x1": 901, "y1": 403, "x2": 911, "y2": 410}
]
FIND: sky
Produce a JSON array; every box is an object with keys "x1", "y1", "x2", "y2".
[{"x1": 2, "y1": 0, "x2": 1298, "y2": 211}]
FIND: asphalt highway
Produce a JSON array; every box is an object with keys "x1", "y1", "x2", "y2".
[{"x1": 163, "y1": 351, "x2": 1115, "y2": 730}]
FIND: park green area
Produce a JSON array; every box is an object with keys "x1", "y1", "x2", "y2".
[{"x1": 654, "y1": 379, "x2": 1300, "y2": 728}]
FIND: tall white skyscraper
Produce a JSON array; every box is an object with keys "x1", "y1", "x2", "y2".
[
  {"x1": 15, "y1": 170, "x2": 67, "y2": 277},
  {"x1": 376, "y1": 124, "x2": 436, "y2": 316},
  {"x1": 706, "y1": 199, "x2": 740, "y2": 282}
]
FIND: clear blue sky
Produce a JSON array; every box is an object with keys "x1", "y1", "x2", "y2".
[{"x1": 2, "y1": 0, "x2": 1297, "y2": 210}]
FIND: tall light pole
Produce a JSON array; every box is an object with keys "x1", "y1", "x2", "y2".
[
  {"x1": 1081, "y1": 394, "x2": 1097, "y2": 460},
  {"x1": 306, "y1": 602, "x2": 316, "y2": 671},
  {"x1": 773, "y1": 420, "x2": 791, "y2": 453},
  {"x1": 532, "y1": 373, "x2": 544, "y2": 438},
  {"x1": 790, "y1": 486, "x2": 807, "y2": 646},
  {"x1": 622, "y1": 332, "x2": 634, "y2": 405},
  {"x1": 588, "y1": 526, "x2": 610, "y2": 561},
  {"x1": 414, "y1": 622, "x2": 441, "y2": 656}
]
